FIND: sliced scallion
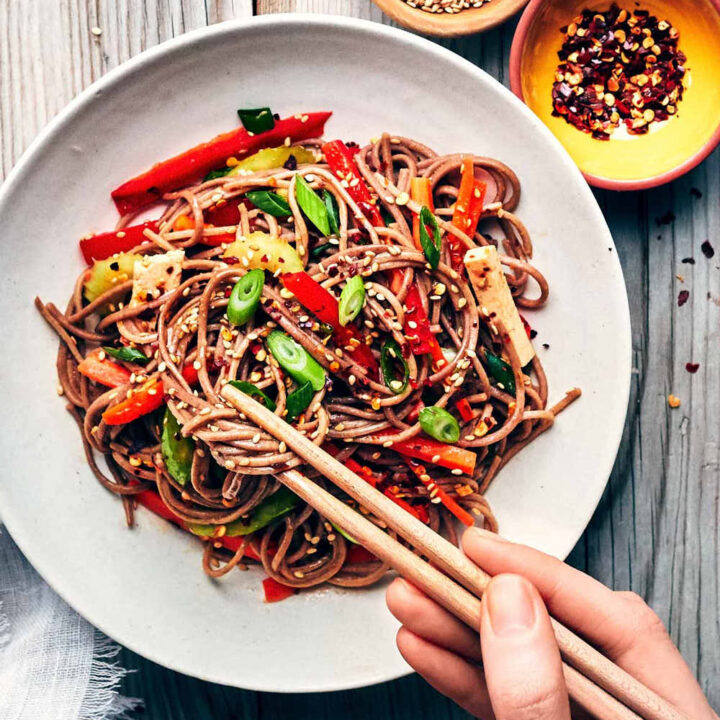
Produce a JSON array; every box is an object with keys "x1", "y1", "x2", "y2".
[
  {"x1": 227, "y1": 269, "x2": 264, "y2": 326},
  {"x1": 419, "y1": 406, "x2": 460, "y2": 444},
  {"x1": 102, "y1": 346, "x2": 150, "y2": 364},
  {"x1": 295, "y1": 174, "x2": 330, "y2": 237},
  {"x1": 266, "y1": 331, "x2": 326, "y2": 391},
  {"x1": 285, "y1": 381, "x2": 314, "y2": 423},
  {"x1": 245, "y1": 190, "x2": 291, "y2": 217},
  {"x1": 338, "y1": 275, "x2": 365, "y2": 327},
  {"x1": 322, "y1": 190, "x2": 340, "y2": 235}
]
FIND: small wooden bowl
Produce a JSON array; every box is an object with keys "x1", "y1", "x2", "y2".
[{"x1": 371, "y1": 0, "x2": 529, "y2": 37}]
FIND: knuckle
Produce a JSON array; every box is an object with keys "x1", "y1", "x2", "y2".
[
  {"x1": 615, "y1": 591, "x2": 668, "y2": 639},
  {"x1": 493, "y1": 681, "x2": 564, "y2": 720}
]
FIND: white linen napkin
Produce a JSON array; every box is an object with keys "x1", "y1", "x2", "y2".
[{"x1": 0, "y1": 526, "x2": 141, "y2": 720}]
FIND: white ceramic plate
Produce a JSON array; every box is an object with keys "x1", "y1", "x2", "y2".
[{"x1": 0, "y1": 15, "x2": 630, "y2": 692}]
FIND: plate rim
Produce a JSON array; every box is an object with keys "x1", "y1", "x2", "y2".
[{"x1": 0, "y1": 12, "x2": 632, "y2": 692}]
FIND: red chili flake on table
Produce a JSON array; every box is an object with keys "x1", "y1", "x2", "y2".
[
  {"x1": 656, "y1": 211, "x2": 676, "y2": 226},
  {"x1": 677, "y1": 289, "x2": 689, "y2": 306},
  {"x1": 701, "y1": 240, "x2": 715, "y2": 259},
  {"x1": 681, "y1": 257, "x2": 695, "y2": 264},
  {"x1": 552, "y1": 4, "x2": 686, "y2": 139},
  {"x1": 685, "y1": 362, "x2": 700, "y2": 374},
  {"x1": 690, "y1": 187, "x2": 703, "y2": 199}
]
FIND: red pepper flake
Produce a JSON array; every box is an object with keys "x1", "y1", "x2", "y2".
[
  {"x1": 685, "y1": 362, "x2": 700, "y2": 374},
  {"x1": 552, "y1": 4, "x2": 686, "y2": 140},
  {"x1": 701, "y1": 240, "x2": 715, "y2": 259},
  {"x1": 690, "y1": 187, "x2": 703, "y2": 199},
  {"x1": 656, "y1": 211, "x2": 676, "y2": 226},
  {"x1": 677, "y1": 289, "x2": 689, "y2": 306},
  {"x1": 681, "y1": 257, "x2": 695, "y2": 264}
]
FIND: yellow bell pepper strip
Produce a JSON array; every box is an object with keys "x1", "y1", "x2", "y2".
[
  {"x1": 222, "y1": 231, "x2": 303, "y2": 274},
  {"x1": 111, "y1": 112, "x2": 331, "y2": 214},
  {"x1": 83, "y1": 252, "x2": 139, "y2": 303},
  {"x1": 228, "y1": 145, "x2": 316, "y2": 175}
]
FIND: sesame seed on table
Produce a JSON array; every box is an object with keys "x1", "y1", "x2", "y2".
[{"x1": 1, "y1": 0, "x2": 718, "y2": 717}]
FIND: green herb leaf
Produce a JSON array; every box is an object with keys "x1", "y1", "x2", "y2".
[
  {"x1": 227, "y1": 269, "x2": 264, "y2": 326},
  {"x1": 295, "y1": 174, "x2": 330, "y2": 236},
  {"x1": 161, "y1": 408, "x2": 195, "y2": 486},
  {"x1": 228, "y1": 380, "x2": 277, "y2": 412},
  {"x1": 285, "y1": 381, "x2": 314, "y2": 423},
  {"x1": 338, "y1": 275, "x2": 365, "y2": 327},
  {"x1": 380, "y1": 339, "x2": 409, "y2": 395},
  {"x1": 237, "y1": 107, "x2": 275, "y2": 134},
  {"x1": 322, "y1": 190, "x2": 340, "y2": 235},
  {"x1": 203, "y1": 168, "x2": 231, "y2": 182},
  {"x1": 419, "y1": 206, "x2": 441, "y2": 269},
  {"x1": 419, "y1": 406, "x2": 460, "y2": 444},
  {"x1": 189, "y1": 486, "x2": 299, "y2": 537},
  {"x1": 484, "y1": 351, "x2": 516, "y2": 394},
  {"x1": 332, "y1": 522, "x2": 358, "y2": 544},
  {"x1": 310, "y1": 243, "x2": 332, "y2": 260},
  {"x1": 102, "y1": 346, "x2": 150, "y2": 364},
  {"x1": 245, "y1": 190, "x2": 292, "y2": 217}
]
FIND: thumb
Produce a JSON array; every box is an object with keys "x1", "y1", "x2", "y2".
[{"x1": 480, "y1": 574, "x2": 571, "y2": 720}]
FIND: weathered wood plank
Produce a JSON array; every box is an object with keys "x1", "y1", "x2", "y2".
[{"x1": 1, "y1": 0, "x2": 717, "y2": 716}]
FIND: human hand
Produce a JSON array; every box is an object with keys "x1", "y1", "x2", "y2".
[{"x1": 386, "y1": 528, "x2": 718, "y2": 720}]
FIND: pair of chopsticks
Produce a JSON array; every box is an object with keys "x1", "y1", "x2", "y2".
[{"x1": 220, "y1": 384, "x2": 687, "y2": 720}]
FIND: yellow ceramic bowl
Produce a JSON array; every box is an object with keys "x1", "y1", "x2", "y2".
[{"x1": 510, "y1": 0, "x2": 720, "y2": 189}]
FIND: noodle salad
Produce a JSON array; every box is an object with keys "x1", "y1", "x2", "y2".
[{"x1": 36, "y1": 107, "x2": 579, "y2": 602}]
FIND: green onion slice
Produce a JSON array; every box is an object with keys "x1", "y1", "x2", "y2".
[
  {"x1": 484, "y1": 351, "x2": 516, "y2": 394},
  {"x1": 227, "y1": 269, "x2": 264, "y2": 326},
  {"x1": 102, "y1": 346, "x2": 150, "y2": 364},
  {"x1": 338, "y1": 275, "x2": 365, "y2": 327},
  {"x1": 228, "y1": 380, "x2": 277, "y2": 412},
  {"x1": 237, "y1": 107, "x2": 275, "y2": 134},
  {"x1": 295, "y1": 174, "x2": 330, "y2": 236},
  {"x1": 380, "y1": 339, "x2": 409, "y2": 395},
  {"x1": 161, "y1": 408, "x2": 195, "y2": 486},
  {"x1": 266, "y1": 331, "x2": 326, "y2": 391},
  {"x1": 322, "y1": 190, "x2": 340, "y2": 235},
  {"x1": 310, "y1": 243, "x2": 332, "y2": 260},
  {"x1": 245, "y1": 190, "x2": 291, "y2": 217},
  {"x1": 285, "y1": 381, "x2": 314, "y2": 423},
  {"x1": 419, "y1": 406, "x2": 460, "y2": 444},
  {"x1": 419, "y1": 206, "x2": 441, "y2": 269}
]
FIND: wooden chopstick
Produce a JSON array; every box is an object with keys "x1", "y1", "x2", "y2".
[{"x1": 220, "y1": 385, "x2": 687, "y2": 720}]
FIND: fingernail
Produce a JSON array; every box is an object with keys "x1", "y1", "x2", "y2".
[
  {"x1": 466, "y1": 526, "x2": 508, "y2": 542},
  {"x1": 486, "y1": 575, "x2": 536, "y2": 636}
]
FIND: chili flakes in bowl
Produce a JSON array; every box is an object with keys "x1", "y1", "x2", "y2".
[{"x1": 551, "y1": 4, "x2": 687, "y2": 140}]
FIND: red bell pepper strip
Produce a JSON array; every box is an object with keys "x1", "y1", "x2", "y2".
[
  {"x1": 455, "y1": 398, "x2": 478, "y2": 423},
  {"x1": 134, "y1": 489, "x2": 262, "y2": 560},
  {"x1": 379, "y1": 430, "x2": 477, "y2": 475},
  {"x1": 321, "y1": 140, "x2": 384, "y2": 228},
  {"x1": 450, "y1": 157, "x2": 486, "y2": 272},
  {"x1": 79, "y1": 221, "x2": 159, "y2": 264},
  {"x1": 404, "y1": 459, "x2": 475, "y2": 527},
  {"x1": 403, "y1": 284, "x2": 446, "y2": 367},
  {"x1": 262, "y1": 576, "x2": 297, "y2": 602},
  {"x1": 111, "y1": 112, "x2": 332, "y2": 214},
  {"x1": 77, "y1": 349, "x2": 132, "y2": 388},
  {"x1": 102, "y1": 364, "x2": 199, "y2": 426},
  {"x1": 346, "y1": 545, "x2": 378, "y2": 564},
  {"x1": 281, "y1": 272, "x2": 378, "y2": 374}
]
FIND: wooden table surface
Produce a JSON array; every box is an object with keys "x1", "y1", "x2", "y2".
[{"x1": 1, "y1": 1, "x2": 718, "y2": 717}]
